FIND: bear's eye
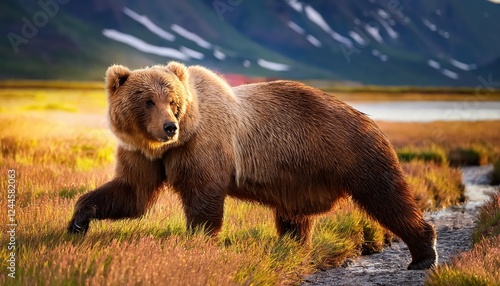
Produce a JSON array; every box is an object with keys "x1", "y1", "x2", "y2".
[{"x1": 146, "y1": 100, "x2": 155, "y2": 107}]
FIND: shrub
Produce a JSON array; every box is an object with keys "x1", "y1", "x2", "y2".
[
  {"x1": 405, "y1": 174, "x2": 433, "y2": 211},
  {"x1": 449, "y1": 144, "x2": 496, "y2": 167},
  {"x1": 448, "y1": 148, "x2": 481, "y2": 166},
  {"x1": 397, "y1": 146, "x2": 448, "y2": 165},
  {"x1": 472, "y1": 192, "x2": 500, "y2": 243},
  {"x1": 491, "y1": 160, "x2": 500, "y2": 185},
  {"x1": 402, "y1": 161, "x2": 465, "y2": 210}
]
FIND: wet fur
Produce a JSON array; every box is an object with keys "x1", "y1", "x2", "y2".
[{"x1": 68, "y1": 62, "x2": 437, "y2": 270}]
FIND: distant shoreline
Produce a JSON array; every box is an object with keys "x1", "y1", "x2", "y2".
[{"x1": 1, "y1": 79, "x2": 499, "y2": 102}]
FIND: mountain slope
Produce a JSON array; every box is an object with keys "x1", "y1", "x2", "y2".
[{"x1": 1, "y1": 0, "x2": 499, "y2": 86}]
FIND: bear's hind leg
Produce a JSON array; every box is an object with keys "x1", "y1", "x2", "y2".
[
  {"x1": 275, "y1": 211, "x2": 312, "y2": 245},
  {"x1": 349, "y1": 178, "x2": 438, "y2": 270}
]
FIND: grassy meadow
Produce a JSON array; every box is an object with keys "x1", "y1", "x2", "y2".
[{"x1": 0, "y1": 82, "x2": 499, "y2": 285}]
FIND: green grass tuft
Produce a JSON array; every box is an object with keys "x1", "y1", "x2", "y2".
[
  {"x1": 425, "y1": 267, "x2": 491, "y2": 286},
  {"x1": 449, "y1": 148, "x2": 482, "y2": 166},
  {"x1": 398, "y1": 146, "x2": 448, "y2": 165},
  {"x1": 449, "y1": 145, "x2": 497, "y2": 167}
]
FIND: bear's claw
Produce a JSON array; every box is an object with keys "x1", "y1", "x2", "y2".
[
  {"x1": 67, "y1": 219, "x2": 89, "y2": 235},
  {"x1": 407, "y1": 257, "x2": 438, "y2": 270}
]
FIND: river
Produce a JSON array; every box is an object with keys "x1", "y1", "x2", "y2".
[{"x1": 348, "y1": 101, "x2": 500, "y2": 122}]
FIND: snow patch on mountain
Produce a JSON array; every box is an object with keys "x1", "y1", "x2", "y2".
[
  {"x1": 285, "y1": 0, "x2": 303, "y2": 12},
  {"x1": 287, "y1": 21, "x2": 321, "y2": 47},
  {"x1": 214, "y1": 49, "x2": 226, "y2": 60},
  {"x1": 171, "y1": 24, "x2": 212, "y2": 49},
  {"x1": 422, "y1": 18, "x2": 450, "y2": 39},
  {"x1": 306, "y1": 35, "x2": 322, "y2": 47},
  {"x1": 102, "y1": 29, "x2": 188, "y2": 60},
  {"x1": 372, "y1": 49, "x2": 388, "y2": 62},
  {"x1": 304, "y1": 5, "x2": 353, "y2": 47},
  {"x1": 377, "y1": 9, "x2": 390, "y2": 19},
  {"x1": 427, "y1": 59, "x2": 441, "y2": 69},
  {"x1": 441, "y1": 68, "x2": 459, "y2": 80},
  {"x1": 422, "y1": 18, "x2": 437, "y2": 32},
  {"x1": 450, "y1": 59, "x2": 477, "y2": 71},
  {"x1": 179, "y1": 46, "x2": 204, "y2": 60},
  {"x1": 123, "y1": 7, "x2": 175, "y2": 42},
  {"x1": 287, "y1": 21, "x2": 305, "y2": 34},
  {"x1": 257, "y1": 59, "x2": 290, "y2": 71},
  {"x1": 349, "y1": 31, "x2": 366, "y2": 45},
  {"x1": 365, "y1": 24, "x2": 383, "y2": 43},
  {"x1": 438, "y1": 30, "x2": 450, "y2": 39},
  {"x1": 373, "y1": 11, "x2": 398, "y2": 39}
]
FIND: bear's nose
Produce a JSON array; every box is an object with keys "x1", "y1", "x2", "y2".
[{"x1": 163, "y1": 122, "x2": 178, "y2": 137}]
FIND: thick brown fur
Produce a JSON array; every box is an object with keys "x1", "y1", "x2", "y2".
[{"x1": 68, "y1": 62, "x2": 438, "y2": 270}]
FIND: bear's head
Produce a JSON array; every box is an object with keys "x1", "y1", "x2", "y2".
[{"x1": 105, "y1": 62, "x2": 199, "y2": 159}]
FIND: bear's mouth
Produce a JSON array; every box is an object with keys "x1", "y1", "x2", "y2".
[
  {"x1": 145, "y1": 129, "x2": 178, "y2": 144},
  {"x1": 144, "y1": 132, "x2": 169, "y2": 143},
  {"x1": 155, "y1": 136, "x2": 171, "y2": 142},
  {"x1": 154, "y1": 134, "x2": 178, "y2": 143}
]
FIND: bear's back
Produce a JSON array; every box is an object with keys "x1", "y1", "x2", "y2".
[
  {"x1": 231, "y1": 80, "x2": 390, "y2": 171},
  {"x1": 229, "y1": 81, "x2": 399, "y2": 208}
]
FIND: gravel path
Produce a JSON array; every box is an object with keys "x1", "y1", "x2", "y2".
[{"x1": 303, "y1": 165, "x2": 498, "y2": 286}]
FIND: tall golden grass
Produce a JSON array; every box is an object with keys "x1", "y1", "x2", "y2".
[
  {"x1": 379, "y1": 121, "x2": 500, "y2": 153},
  {"x1": 0, "y1": 87, "x2": 491, "y2": 285},
  {"x1": 0, "y1": 114, "x2": 385, "y2": 285}
]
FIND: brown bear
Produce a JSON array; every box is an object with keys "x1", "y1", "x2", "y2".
[{"x1": 68, "y1": 62, "x2": 438, "y2": 270}]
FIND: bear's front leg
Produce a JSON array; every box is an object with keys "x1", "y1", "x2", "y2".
[
  {"x1": 179, "y1": 189, "x2": 225, "y2": 236},
  {"x1": 275, "y1": 211, "x2": 313, "y2": 245},
  {"x1": 67, "y1": 147, "x2": 166, "y2": 235},
  {"x1": 67, "y1": 180, "x2": 137, "y2": 234}
]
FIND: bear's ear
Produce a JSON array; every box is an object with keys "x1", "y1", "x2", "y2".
[
  {"x1": 106, "y1": 65, "x2": 131, "y2": 94},
  {"x1": 166, "y1": 61, "x2": 188, "y2": 83}
]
